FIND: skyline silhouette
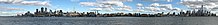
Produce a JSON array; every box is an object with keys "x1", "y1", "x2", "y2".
[{"x1": 0, "y1": 0, "x2": 218, "y2": 16}]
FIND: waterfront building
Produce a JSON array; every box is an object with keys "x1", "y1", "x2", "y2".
[
  {"x1": 141, "y1": 14, "x2": 148, "y2": 17},
  {"x1": 179, "y1": 10, "x2": 185, "y2": 16},
  {"x1": 19, "y1": 7, "x2": 217, "y2": 17},
  {"x1": 24, "y1": 11, "x2": 34, "y2": 17},
  {"x1": 134, "y1": 13, "x2": 141, "y2": 17}
]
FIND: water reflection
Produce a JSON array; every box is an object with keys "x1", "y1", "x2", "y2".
[{"x1": 0, "y1": 17, "x2": 217, "y2": 25}]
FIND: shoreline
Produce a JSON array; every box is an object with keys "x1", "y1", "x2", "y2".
[{"x1": 0, "y1": 16, "x2": 217, "y2": 17}]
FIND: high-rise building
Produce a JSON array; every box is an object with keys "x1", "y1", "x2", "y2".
[
  {"x1": 191, "y1": 9, "x2": 196, "y2": 16},
  {"x1": 36, "y1": 9, "x2": 39, "y2": 13},
  {"x1": 179, "y1": 10, "x2": 185, "y2": 16},
  {"x1": 173, "y1": 12, "x2": 176, "y2": 16},
  {"x1": 60, "y1": 10, "x2": 63, "y2": 13},
  {"x1": 196, "y1": 5, "x2": 207, "y2": 16},
  {"x1": 41, "y1": 7, "x2": 44, "y2": 12},
  {"x1": 24, "y1": 11, "x2": 33, "y2": 16},
  {"x1": 45, "y1": 7, "x2": 47, "y2": 12},
  {"x1": 186, "y1": 11, "x2": 191, "y2": 15}
]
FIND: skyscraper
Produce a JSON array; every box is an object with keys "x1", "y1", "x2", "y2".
[
  {"x1": 41, "y1": 7, "x2": 44, "y2": 12},
  {"x1": 60, "y1": 10, "x2": 63, "y2": 13},
  {"x1": 36, "y1": 9, "x2": 39, "y2": 13},
  {"x1": 45, "y1": 7, "x2": 48, "y2": 12},
  {"x1": 196, "y1": 5, "x2": 205, "y2": 16},
  {"x1": 192, "y1": 9, "x2": 196, "y2": 16}
]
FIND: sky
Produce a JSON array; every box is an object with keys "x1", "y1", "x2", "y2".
[{"x1": 0, "y1": 0, "x2": 218, "y2": 16}]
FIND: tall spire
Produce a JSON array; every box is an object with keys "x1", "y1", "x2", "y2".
[
  {"x1": 201, "y1": 5, "x2": 204, "y2": 8},
  {"x1": 200, "y1": 5, "x2": 204, "y2": 10}
]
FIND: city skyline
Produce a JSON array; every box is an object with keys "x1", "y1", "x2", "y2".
[
  {"x1": 18, "y1": 5, "x2": 217, "y2": 17},
  {"x1": 0, "y1": 0, "x2": 218, "y2": 16}
]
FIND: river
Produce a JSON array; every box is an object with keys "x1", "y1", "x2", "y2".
[{"x1": 0, "y1": 17, "x2": 217, "y2": 25}]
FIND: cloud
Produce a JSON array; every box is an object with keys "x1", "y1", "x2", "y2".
[
  {"x1": 150, "y1": 3, "x2": 174, "y2": 10},
  {"x1": 116, "y1": 6, "x2": 132, "y2": 11},
  {"x1": 96, "y1": 0, "x2": 133, "y2": 2},
  {"x1": 0, "y1": 11, "x2": 26, "y2": 16},
  {"x1": 80, "y1": 2, "x2": 98, "y2": 6},
  {"x1": 144, "y1": 0, "x2": 172, "y2": 2},
  {"x1": 89, "y1": 8, "x2": 114, "y2": 12},
  {"x1": 81, "y1": 0, "x2": 132, "y2": 7},
  {"x1": 0, "y1": 12, "x2": 15, "y2": 16},
  {"x1": 180, "y1": 0, "x2": 218, "y2": 11},
  {"x1": 0, "y1": 6, "x2": 24, "y2": 11},
  {"x1": 0, "y1": 0, "x2": 23, "y2": 4},
  {"x1": 116, "y1": 8, "x2": 131, "y2": 11},
  {"x1": 144, "y1": 0, "x2": 159, "y2": 2},
  {"x1": 171, "y1": 7, "x2": 181, "y2": 11},
  {"x1": 150, "y1": 3, "x2": 160, "y2": 7},
  {"x1": 144, "y1": 7, "x2": 165, "y2": 11},
  {"x1": 98, "y1": 1, "x2": 132, "y2": 11},
  {"x1": 0, "y1": 11, "x2": 18, "y2": 16},
  {"x1": 211, "y1": 7, "x2": 218, "y2": 11},
  {"x1": 0, "y1": 0, "x2": 51, "y2": 6},
  {"x1": 137, "y1": 3, "x2": 143, "y2": 7},
  {"x1": 166, "y1": 0, "x2": 172, "y2": 2},
  {"x1": 132, "y1": 9, "x2": 145, "y2": 12},
  {"x1": 135, "y1": 3, "x2": 163, "y2": 12},
  {"x1": 90, "y1": 8, "x2": 102, "y2": 11},
  {"x1": 0, "y1": 6, "x2": 25, "y2": 16},
  {"x1": 145, "y1": 3, "x2": 181, "y2": 12},
  {"x1": 131, "y1": 3, "x2": 182, "y2": 13},
  {"x1": 20, "y1": 1, "x2": 51, "y2": 6},
  {"x1": 80, "y1": 0, "x2": 132, "y2": 12},
  {"x1": 99, "y1": 1, "x2": 124, "y2": 7},
  {"x1": 100, "y1": 8, "x2": 113, "y2": 12},
  {"x1": 181, "y1": 0, "x2": 203, "y2": 1}
]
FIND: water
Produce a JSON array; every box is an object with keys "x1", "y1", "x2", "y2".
[{"x1": 0, "y1": 17, "x2": 217, "y2": 25}]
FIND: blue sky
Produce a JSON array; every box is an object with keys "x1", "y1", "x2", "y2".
[
  {"x1": 48, "y1": 0, "x2": 186, "y2": 12},
  {"x1": 1, "y1": 0, "x2": 217, "y2": 16}
]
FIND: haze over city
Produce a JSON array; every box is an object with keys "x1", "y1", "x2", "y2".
[{"x1": 0, "y1": 0, "x2": 218, "y2": 16}]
